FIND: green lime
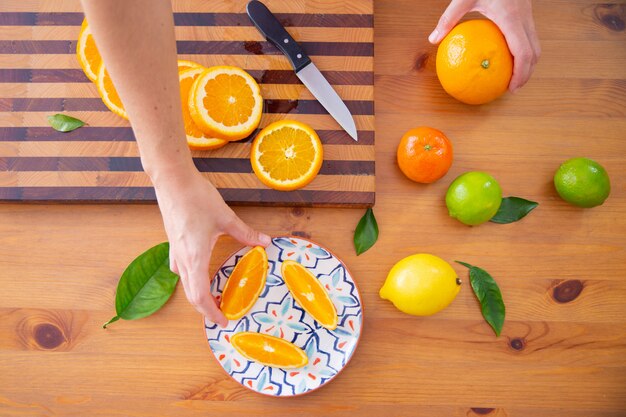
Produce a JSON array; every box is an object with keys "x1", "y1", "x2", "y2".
[
  {"x1": 446, "y1": 171, "x2": 502, "y2": 226},
  {"x1": 554, "y1": 157, "x2": 610, "y2": 208}
]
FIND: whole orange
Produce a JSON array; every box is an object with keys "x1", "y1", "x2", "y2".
[
  {"x1": 436, "y1": 20, "x2": 513, "y2": 105},
  {"x1": 397, "y1": 127, "x2": 453, "y2": 184}
]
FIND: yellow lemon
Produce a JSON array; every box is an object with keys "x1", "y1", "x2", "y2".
[{"x1": 380, "y1": 254, "x2": 461, "y2": 316}]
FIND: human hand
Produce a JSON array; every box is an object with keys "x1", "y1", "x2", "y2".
[
  {"x1": 428, "y1": 0, "x2": 541, "y2": 92},
  {"x1": 153, "y1": 165, "x2": 271, "y2": 327}
]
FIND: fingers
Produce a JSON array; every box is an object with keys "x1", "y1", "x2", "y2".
[
  {"x1": 171, "y1": 247, "x2": 228, "y2": 327},
  {"x1": 492, "y1": 17, "x2": 536, "y2": 92},
  {"x1": 185, "y1": 264, "x2": 228, "y2": 327},
  {"x1": 223, "y1": 213, "x2": 272, "y2": 248},
  {"x1": 429, "y1": 0, "x2": 475, "y2": 44},
  {"x1": 524, "y1": 18, "x2": 541, "y2": 64}
]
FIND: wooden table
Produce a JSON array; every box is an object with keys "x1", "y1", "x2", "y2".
[{"x1": 1, "y1": 0, "x2": 625, "y2": 415}]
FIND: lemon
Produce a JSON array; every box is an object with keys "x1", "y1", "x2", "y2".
[
  {"x1": 380, "y1": 254, "x2": 461, "y2": 316},
  {"x1": 554, "y1": 157, "x2": 610, "y2": 208}
]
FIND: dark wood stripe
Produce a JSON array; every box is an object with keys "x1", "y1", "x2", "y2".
[
  {"x1": 0, "y1": 12, "x2": 373, "y2": 28},
  {"x1": 0, "y1": 69, "x2": 373, "y2": 85},
  {"x1": 0, "y1": 157, "x2": 374, "y2": 175},
  {"x1": 0, "y1": 127, "x2": 137, "y2": 142},
  {"x1": 175, "y1": 41, "x2": 373, "y2": 56},
  {"x1": 0, "y1": 40, "x2": 76, "y2": 54},
  {"x1": 0, "y1": 98, "x2": 373, "y2": 115},
  {"x1": 218, "y1": 188, "x2": 375, "y2": 207},
  {"x1": 0, "y1": 186, "x2": 157, "y2": 202},
  {"x1": 0, "y1": 40, "x2": 373, "y2": 57},
  {"x1": 0, "y1": 186, "x2": 374, "y2": 206},
  {"x1": 0, "y1": 69, "x2": 88, "y2": 83},
  {"x1": 0, "y1": 127, "x2": 374, "y2": 145}
]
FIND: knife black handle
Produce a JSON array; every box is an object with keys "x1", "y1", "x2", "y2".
[{"x1": 246, "y1": 0, "x2": 312, "y2": 73}]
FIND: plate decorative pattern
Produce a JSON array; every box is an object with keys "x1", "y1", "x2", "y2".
[{"x1": 205, "y1": 236, "x2": 363, "y2": 396}]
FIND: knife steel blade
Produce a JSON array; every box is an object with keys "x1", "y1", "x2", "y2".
[{"x1": 246, "y1": 0, "x2": 358, "y2": 141}]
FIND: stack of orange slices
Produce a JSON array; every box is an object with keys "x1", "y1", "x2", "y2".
[
  {"x1": 76, "y1": 20, "x2": 264, "y2": 151},
  {"x1": 76, "y1": 20, "x2": 324, "y2": 189}
]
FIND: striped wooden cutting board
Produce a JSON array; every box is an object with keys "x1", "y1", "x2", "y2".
[{"x1": 0, "y1": 0, "x2": 374, "y2": 207}]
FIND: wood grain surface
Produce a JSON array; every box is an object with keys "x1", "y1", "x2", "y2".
[
  {"x1": 1, "y1": 0, "x2": 625, "y2": 416},
  {"x1": 0, "y1": 0, "x2": 375, "y2": 206}
]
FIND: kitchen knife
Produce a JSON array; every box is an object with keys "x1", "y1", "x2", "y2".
[{"x1": 246, "y1": 0, "x2": 358, "y2": 141}]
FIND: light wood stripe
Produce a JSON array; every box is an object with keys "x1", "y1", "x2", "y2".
[
  {"x1": 0, "y1": 171, "x2": 375, "y2": 191},
  {"x1": 0, "y1": 40, "x2": 373, "y2": 57},
  {"x1": 0, "y1": 112, "x2": 376, "y2": 130},
  {"x1": 0, "y1": 82, "x2": 373, "y2": 101},
  {"x1": 0, "y1": 26, "x2": 374, "y2": 43},
  {"x1": 0, "y1": 141, "x2": 375, "y2": 160},
  {"x1": 2, "y1": 0, "x2": 373, "y2": 15},
  {"x1": 0, "y1": 54, "x2": 373, "y2": 72}
]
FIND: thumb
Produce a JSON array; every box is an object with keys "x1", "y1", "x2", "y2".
[
  {"x1": 225, "y1": 214, "x2": 272, "y2": 248},
  {"x1": 429, "y1": 0, "x2": 474, "y2": 44}
]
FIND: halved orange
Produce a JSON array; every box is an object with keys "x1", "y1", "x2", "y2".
[
  {"x1": 179, "y1": 67, "x2": 228, "y2": 150},
  {"x1": 282, "y1": 260, "x2": 338, "y2": 330},
  {"x1": 76, "y1": 19, "x2": 102, "y2": 83},
  {"x1": 231, "y1": 332, "x2": 308, "y2": 369},
  {"x1": 96, "y1": 63, "x2": 128, "y2": 120},
  {"x1": 250, "y1": 120, "x2": 323, "y2": 191},
  {"x1": 177, "y1": 59, "x2": 202, "y2": 72},
  {"x1": 220, "y1": 246, "x2": 268, "y2": 320},
  {"x1": 189, "y1": 65, "x2": 263, "y2": 141}
]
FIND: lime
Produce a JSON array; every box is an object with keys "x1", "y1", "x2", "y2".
[
  {"x1": 554, "y1": 158, "x2": 610, "y2": 208},
  {"x1": 446, "y1": 171, "x2": 502, "y2": 226},
  {"x1": 380, "y1": 254, "x2": 461, "y2": 316}
]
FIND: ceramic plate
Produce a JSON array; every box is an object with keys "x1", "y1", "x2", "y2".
[{"x1": 204, "y1": 236, "x2": 363, "y2": 397}]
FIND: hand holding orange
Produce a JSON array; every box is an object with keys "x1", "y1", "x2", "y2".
[{"x1": 436, "y1": 19, "x2": 513, "y2": 105}]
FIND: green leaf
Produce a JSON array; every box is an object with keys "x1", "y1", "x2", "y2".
[
  {"x1": 103, "y1": 242, "x2": 179, "y2": 328},
  {"x1": 456, "y1": 261, "x2": 505, "y2": 336},
  {"x1": 354, "y1": 208, "x2": 378, "y2": 256},
  {"x1": 47, "y1": 114, "x2": 85, "y2": 132},
  {"x1": 490, "y1": 196, "x2": 538, "y2": 224}
]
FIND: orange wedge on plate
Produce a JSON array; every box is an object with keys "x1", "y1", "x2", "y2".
[
  {"x1": 250, "y1": 120, "x2": 323, "y2": 191},
  {"x1": 96, "y1": 64, "x2": 128, "y2": 120},
  {"x1": 179, "y1": 67, "x2": 228, "y2": 150},
  {"x1": 177, "y1": 59, "x2": 202, "y2": 72},
  {"x1": 282, "y1": 260, "x2": 338, "y2": 330},
  {"x1": 76, "y1": 19, "x2": 102, "y2": 83},
  {"x1": 189, "y1": 65, "x2": 263, "y2": 141},
  {"x1": 231, "y1": 332, "x2": 308, "y2": 369},
  {"x1": 220, "y1": 246, "x2": 268, "y2": 320}
]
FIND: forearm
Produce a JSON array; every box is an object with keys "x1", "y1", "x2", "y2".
[{"x1": 80, "y1": 0, "x2": 193, "y2": 185}]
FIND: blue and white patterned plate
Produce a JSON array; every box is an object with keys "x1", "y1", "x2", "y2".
[{"x1": 205, "y1": 236, "x2": 363, "y2": 397}]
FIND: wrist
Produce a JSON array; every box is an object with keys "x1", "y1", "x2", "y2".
[{"x1": 144, "y1": 155, "x2": 197, "y2": 191}]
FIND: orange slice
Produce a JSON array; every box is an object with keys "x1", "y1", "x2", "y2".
[
  {"x1": 177, "y1": 59, "x2": 202, "y2": 72},
  {"x1": 282, "y1": 260, "x2": 338, "y2": 330},
  {"x1": 76, "y1": 19, "x2": 102, "y2": 83},
  {"x1": 189, "y1": 65, "x2": 263, "y2": 141},
  {"x1": 179, "y1": 68, "x2": 228, "y2": 150},
  {"x1": 231, "y1": 332, "x2": 308, "y2": 369},
  {"x1": 220, "y1": 246, "x2": 268, "y2": 320},
  {"x1": 96, "y1": 63, "x2": 128, "y2": 120},
  {"x1": 250, "y1": 120, "x2": 323, "y2": 191}
]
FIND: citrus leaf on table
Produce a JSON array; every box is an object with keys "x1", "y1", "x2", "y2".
[
  {"x1": 456, "y1": 261, "x2": 505, "y2": 336},
  {"x1": 103, "y1": 242, "x2": 179, "y2": 328},
  {"x1": 354, "y1": 208, "x2": 378, "y2": 256},
  {"x1": 47, "y1": 114, "x2": 85, "y2": 132},
  {"x1": 490, "y1": 196, "x2": 538, "y2": 224}
]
